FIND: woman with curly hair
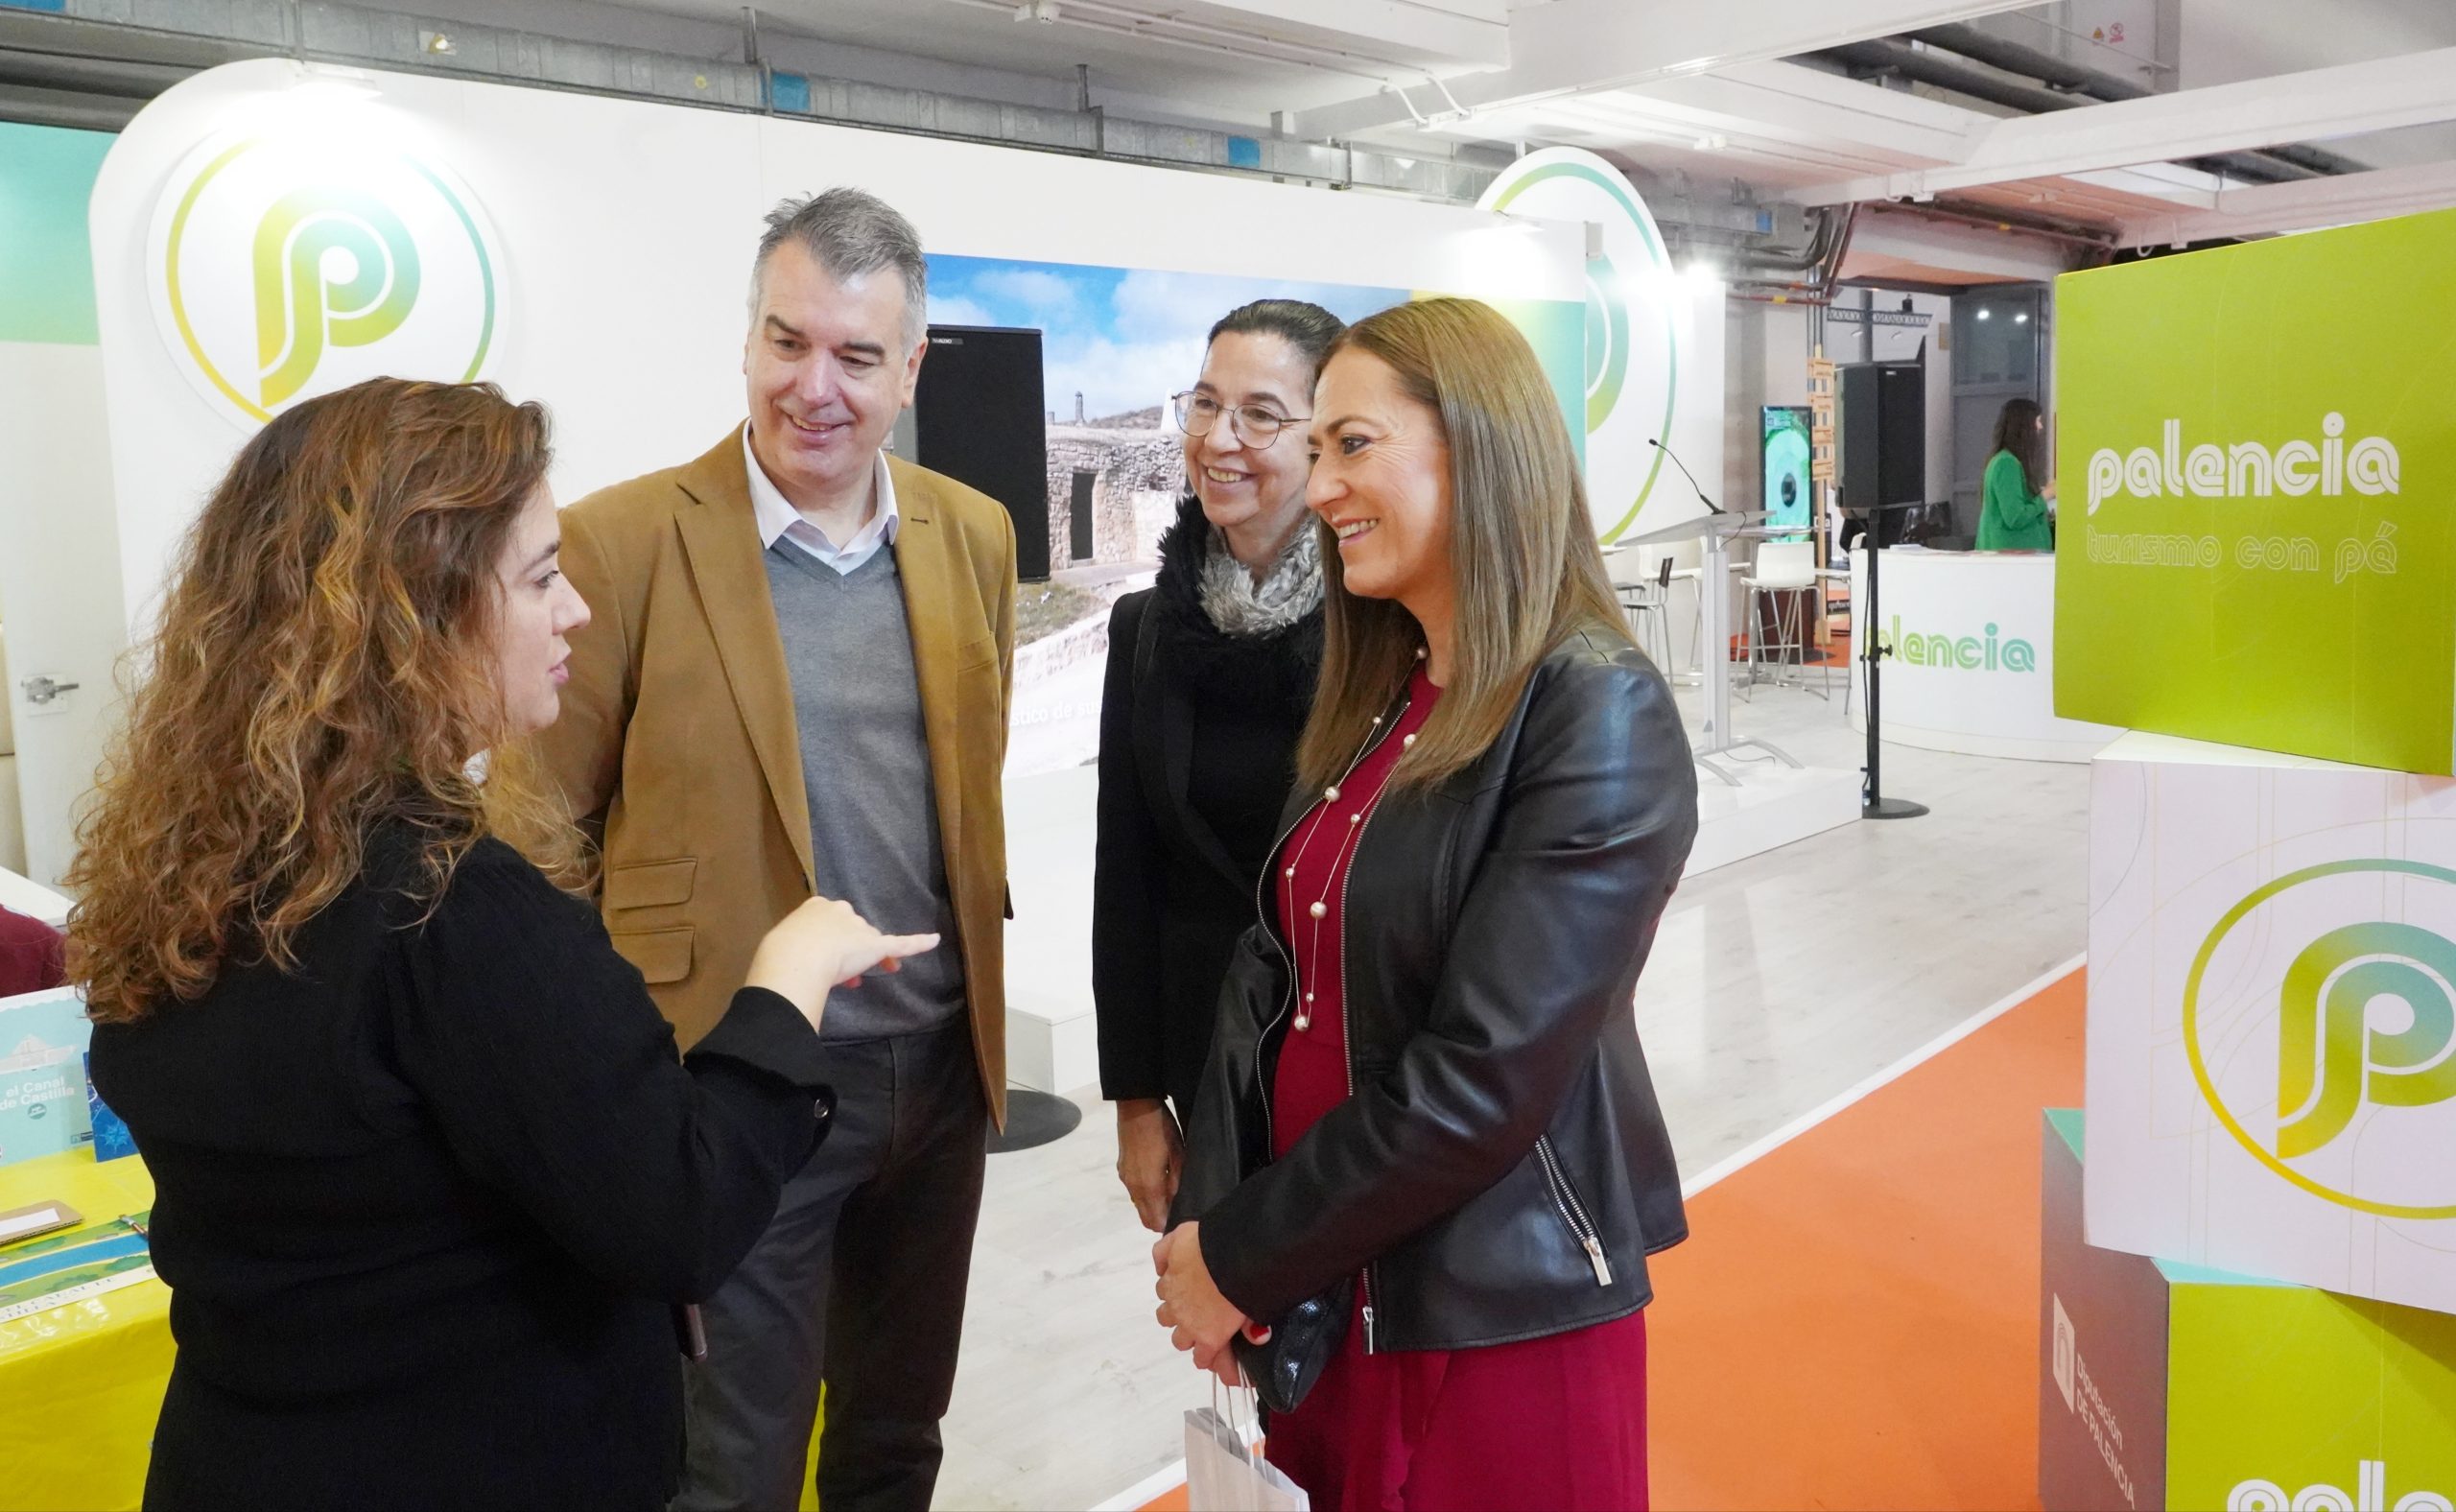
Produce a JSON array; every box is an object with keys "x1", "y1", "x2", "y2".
[{"x1": 73, "y1": 378, "x2": 936, "y2": 1511}]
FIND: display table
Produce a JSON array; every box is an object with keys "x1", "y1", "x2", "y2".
[
  {"x1": 0, "y1": 866, "x2": 70, "y2": 929},
  {"x1": 1848, "y1": 547, "x2": 2123, "y2": 762},
  {"x1": 0, "y1": 1149, "x2": 168, "y2": 1512}
]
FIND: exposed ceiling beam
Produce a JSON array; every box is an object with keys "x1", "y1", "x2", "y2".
[
  {"x1": 1285, "y1": 0, "x2": 2037, "y2": 140},
  {"x1": 2061, "y1": 163, "x2": 2223, "y2": 213},
  {"x1": 1174, "y1": 0, "x2": 1508, "y2": 68},
  {"x1": 2114, "y1": 157, "x2": 2456, "y2": 248},
  {"x1": 1843, "y1": 204, "x2": 2077, "y2": 282},
  {"x1": 1594, "y1": 59, "x2": 1980, "y2": 167},
  {"x1": 1790, "y1": 45, "x2": 2456, "y2": 204}
]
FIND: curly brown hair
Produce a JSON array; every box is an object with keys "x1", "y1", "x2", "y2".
[{"x1": 67, "y1": 378, "x2": 583, "y2": 1024}]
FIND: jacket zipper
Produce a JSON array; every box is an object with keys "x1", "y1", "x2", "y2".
[
  {"x1": 1336, "y1": 692, "x2": 1415, "y2": 1355},
  {"x1": 1341, "y1": 795, "x2": 1385, "y2": 1354},
  {"x1": 1535, "y1": 1134, "x2": 1614, "y2": 1287},
  {"x1": 1254, "y1": 692, "x2": 1409, "y2": 1355}
]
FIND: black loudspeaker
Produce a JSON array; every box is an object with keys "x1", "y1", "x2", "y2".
[
  {"x1": 1837, "y1": 362, "x2": 1925, "y2": 545},
  {"x1": 913, "y1": 324, "x2": 1051, "y2": 581}
]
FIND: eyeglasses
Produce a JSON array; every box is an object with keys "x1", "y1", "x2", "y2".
[{"x1": 1171, "y1": 391, "x2": 1309, "y2": 448}]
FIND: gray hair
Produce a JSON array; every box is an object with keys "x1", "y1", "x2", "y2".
[{"x1": 748, "y1": 188, "x2": 930, "y2": 348}]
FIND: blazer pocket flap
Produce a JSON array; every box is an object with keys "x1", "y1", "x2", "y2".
[
  {"x1": 955, "y1": 634, "x2": 998, "y2": 671},
  {"x1": 605, "y1": 858, "x2": 697, "y2": 911},
  {"x1": 609, "y1": 926, "x2": 694, "y2": 985}
]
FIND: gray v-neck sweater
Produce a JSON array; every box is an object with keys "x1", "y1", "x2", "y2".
[{"x1": 765, "y1": 542, "x2": 965, "y2": 1039}]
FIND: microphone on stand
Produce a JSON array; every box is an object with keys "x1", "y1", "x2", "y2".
[{"x1": 1649, "y1": 437, "x2": 1725, "y2": 514}]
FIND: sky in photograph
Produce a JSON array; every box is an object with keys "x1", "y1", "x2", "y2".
[{"x1": 925, "y1": 254, "x2": 1405, "y2": 423}]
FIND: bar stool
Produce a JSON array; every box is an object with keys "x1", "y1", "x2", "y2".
[
  {"x1": 1815, "y1": 564, "x2": 1854, "y2": 716},
  {"x1": 1604, "y1": 547, "x2": 1674, "y2": 671},
  {"x1": 1740, "y1": 539, "x2": 1827, "y2": 699},
  {"x1": 1670, "y1": 561, "x2": 1704, "y2": 684},
  {"x1": 1622, "y1": 556, "x2": 1676, "y2": 671}
]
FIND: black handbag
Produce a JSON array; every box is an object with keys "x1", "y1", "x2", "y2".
[
  {"x1": 1230, "y1": 1274, "x2": 1352, "y2": 1415},
  {"x1": 1186, "y1": 933, "x2": 1353, "y2": 1414}
]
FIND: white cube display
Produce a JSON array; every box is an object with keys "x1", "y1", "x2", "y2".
[{"x1": 2084, "y1": 732, "x2": 2456, "y2": 1316}]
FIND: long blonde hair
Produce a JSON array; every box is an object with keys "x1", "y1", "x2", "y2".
[
  {"x1": 1295, "y1": 297, "x2": 1631, "y2": 793},
  {"x1": 68, "y1": 378, "x2": 582, "y2": 1024}
]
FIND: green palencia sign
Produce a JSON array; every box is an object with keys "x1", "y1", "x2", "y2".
[
  {"x1": 2053, "y1": 207, "x2": 2456, "y2": 775},
  {"x1": 1874, "y1": 615, "x2": 2038, "y2": 673}
]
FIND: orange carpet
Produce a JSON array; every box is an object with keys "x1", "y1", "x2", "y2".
[
  {"x1": 1135, "y1": 967, "x2": 2085, "y2": 1512},
  {"x1": 1648, "y1": 966, "x2": 2085, "y2": 1511}
]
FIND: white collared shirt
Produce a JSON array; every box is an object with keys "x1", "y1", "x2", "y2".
[{"x1": 743, "y1": 425, "x2": 901, "y2": 576}]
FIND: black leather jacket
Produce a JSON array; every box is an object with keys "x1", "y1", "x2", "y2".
[{"x1": 1174, "y1": 621, "x2": 1699, "y2": 1354}]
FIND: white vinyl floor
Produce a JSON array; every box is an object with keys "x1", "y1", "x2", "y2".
[{"x1": 931, "y1": 673, "x2": 2094, "y2": 1511}]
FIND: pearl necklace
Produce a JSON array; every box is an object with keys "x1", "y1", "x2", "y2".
[{"x1": 1280, "y1": 650, "x2": 1426, "y2": 1033}]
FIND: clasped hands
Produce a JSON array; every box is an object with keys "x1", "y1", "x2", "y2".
[{"x1": 1152, "y1": 1221, "x2": 1252, "y2": 1385}]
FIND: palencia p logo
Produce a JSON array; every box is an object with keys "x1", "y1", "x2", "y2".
[
  {"x1": 148, "y1": 126, "x2": 502, "y2": 427},
  {"x1": 1477, "y1": 146, "x2": 1678, "y2": 545},
  {"x1": 2184, "y1": 859, "x2": 2456, "y2": 1218},
  {"x1": 252, "y1": 188, "x2": 420, "y2": 410},
  {"x1": 2277, "y1": 921, "x2": 2456, "y2": 1158}
]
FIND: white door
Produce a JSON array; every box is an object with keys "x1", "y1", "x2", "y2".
[{"x1": 0, "y1": 341, "x2": 127, "y2": 888}]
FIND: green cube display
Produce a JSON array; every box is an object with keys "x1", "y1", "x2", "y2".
[
  {"x1": 2041, "y1": 1111, "x2": 2456, "y2": 1512},
  {"x1": 2052, "y1": 207, "x2": 2456, "y2": 774}
]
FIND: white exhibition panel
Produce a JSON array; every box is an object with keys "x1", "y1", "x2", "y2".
[
  {"x1": 1848, "y1": 547, "x2": 2124, "y2": 763},
  {"x1": 87, "y1": 58, "x2": 1588, "y2": 631},
  {"x1": 0, "y1": 343, "x2": 119, "y2": 886},
  {"x1": 2083, "y1": 731, "x2": 2456, "y2": 1315}
]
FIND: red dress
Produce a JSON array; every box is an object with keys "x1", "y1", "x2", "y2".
[{"x1": 1262, "y1": 664, "x2": 1651, "y2": 1512}]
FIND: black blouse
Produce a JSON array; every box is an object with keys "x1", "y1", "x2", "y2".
[{"x1": 87, "y1": 833, "x2": 832, "y2": 1511}]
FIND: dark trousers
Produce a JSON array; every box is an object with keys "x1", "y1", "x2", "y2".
[{"x1": 674, "y1": 1019, "x2": 987, "y2": 1512}]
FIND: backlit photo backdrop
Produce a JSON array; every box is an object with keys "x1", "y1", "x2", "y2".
[{"x1": 919, "y1": 255, "x2": 1409, "y2": 777}]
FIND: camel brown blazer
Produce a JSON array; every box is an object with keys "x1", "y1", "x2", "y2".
[{"x1": 536, "y1": 426, "x2": 1017, "y2": 1124}]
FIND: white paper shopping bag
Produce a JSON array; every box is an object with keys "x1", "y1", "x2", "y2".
[{"x1": 1183, "y1": 1383, "x2": 1309, "y2": 1512}]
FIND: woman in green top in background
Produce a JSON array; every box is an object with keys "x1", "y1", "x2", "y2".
[{"x1": 1977, "y1": 397, "x2": 2056, "y2": 551}]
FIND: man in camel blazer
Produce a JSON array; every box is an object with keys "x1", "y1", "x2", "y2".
[{"x1": 536, "y1": 188, "x2": 1015, "y2": 1512}]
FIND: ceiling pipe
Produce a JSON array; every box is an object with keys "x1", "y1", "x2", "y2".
[
  {"x1": 1865, "y1": 197, "x2": 2114, "y2": 251},
  {"x1": 1803, "y1": 36, "x2": 2326, "y2": 188},
  {"x1": 1722, "y1": 201, "x2": 1856, "y2": 300},
  {"x1": 0, "y1": 77, "x2": 141, "y2": 129},
  {"x1": 0, "y1": 44, "x2": 187, "y2": 97},
  {"x1": 1908, "y1": 21, "x2": 2370, "y2": 178}
]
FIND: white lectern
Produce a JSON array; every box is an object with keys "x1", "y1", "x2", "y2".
[{"x1": 1618, "y1": 508, "x2": 1798, "y2": 787}]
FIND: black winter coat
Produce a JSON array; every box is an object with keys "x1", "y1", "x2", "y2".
[
  {"x1": 1093, "y1": 497, "x2": 1322, "y2": 1117},
  {"x1": 1175, "y1": 622, "x2": 1699, "y2": 1353}
]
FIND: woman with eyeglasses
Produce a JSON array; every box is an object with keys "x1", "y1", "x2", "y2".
[
  {"x1": 1157, "y1": 299, "x2": 1697, "y2": 1510},
  {"x1": 1094, "y1": 299, "x2": 1345, "y2": 1231}
]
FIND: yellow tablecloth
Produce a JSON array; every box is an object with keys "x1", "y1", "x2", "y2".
[
  {"x1": 0, "y1": 1150, "x2": 170, "y2": 1512},
  {"x1": 0, "y1": 1152, "x2": 831, "y2": 1510}
]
